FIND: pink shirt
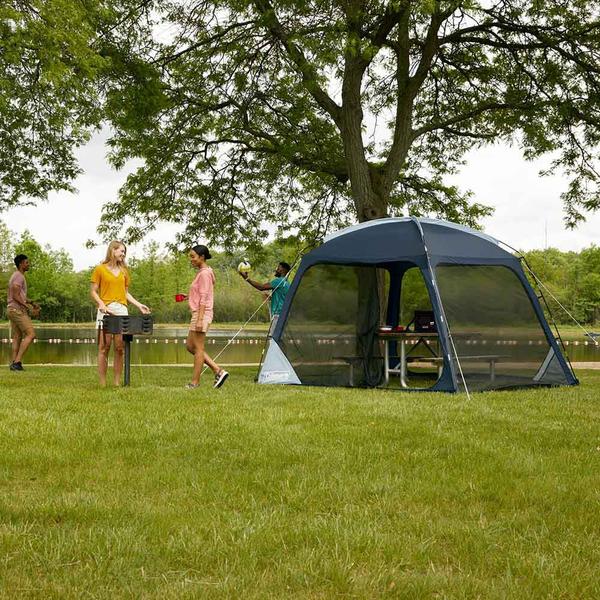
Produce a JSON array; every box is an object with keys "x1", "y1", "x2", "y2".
[
  {"x1": 7, "y1": 271, "x2": 27, "y2": 311},
  {"x1": 188, "y1": 267, "x2": 215, "y2": 316}
]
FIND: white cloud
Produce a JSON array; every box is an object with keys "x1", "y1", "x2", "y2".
[
  {"x1": 450, "y1": 145, "x2": 600, "y2": 251},
  {"x1": 2, "y1": 131, "x2": 182, "y2": 270}
]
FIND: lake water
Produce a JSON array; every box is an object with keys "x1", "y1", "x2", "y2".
[
  {"x1": 0, "y1": 326, "x2": 266, "y2": 366},
  {"x1": 0, "y1": 326, "x2": 598, "y2": 366}
]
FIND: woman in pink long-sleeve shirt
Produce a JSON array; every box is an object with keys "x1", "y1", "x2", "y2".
[{"x1": 185, "y1": 245, "x2": 229, "y2": 389}]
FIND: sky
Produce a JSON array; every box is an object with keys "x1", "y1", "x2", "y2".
[{"x1": 2, "y1": 132, "x2": 599, "y2": 271}]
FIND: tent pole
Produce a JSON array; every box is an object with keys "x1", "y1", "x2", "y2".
[
  {"x1": 444, "y1": 325, "x2": 471, "y2": 399},
  {"x1": 410, "y1": 217, "x2": 472, "y2": 399}
]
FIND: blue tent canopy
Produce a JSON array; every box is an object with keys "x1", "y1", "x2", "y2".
[{"x1": 258, "y1": 218, "x2": 577, "y2": 392}]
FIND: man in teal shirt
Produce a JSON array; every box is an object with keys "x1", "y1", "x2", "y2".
[{"x1": 240, "y1": 261, "x2": 291, "y2": 332}]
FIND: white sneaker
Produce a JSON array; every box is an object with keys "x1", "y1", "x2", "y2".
[{"x1": 213, "y1": 370, "x2": 229, "y2": 389}]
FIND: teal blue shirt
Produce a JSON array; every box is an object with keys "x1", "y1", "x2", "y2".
[{"x1": 270, "y1": 277, "x2": 290, "y2": 316}]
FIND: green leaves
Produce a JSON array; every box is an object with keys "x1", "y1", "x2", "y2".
[
  {"x1": 525, "y1": 245, "x2": 600, "y2": 324},
  {"x1": 0, "y1": 0, "x2": 109, "y2": 206},
  {"x1": 4, "y1": 0, "x2": 600, "y2": 248},
  {"x1": 97, "y1": 0, "x2": 600, "y2": 246}
]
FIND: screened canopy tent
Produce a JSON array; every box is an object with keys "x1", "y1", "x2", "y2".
[{"x1": 258, "y1": 217, "x2": 578, "y2": 392}]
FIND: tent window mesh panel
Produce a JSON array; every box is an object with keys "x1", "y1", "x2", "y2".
[
  {"x1": 279, "y1": 264, "x2": 384, "y2": 387},
  {"x1": 435, "y1": 264, "x2": 569, "y2": 391},
  {"x1": 387, "y1": 266, "x2": 440, "y2": 389},
  {"x1": 400, "y1": 267, "x2": 432, "y2": 325}
]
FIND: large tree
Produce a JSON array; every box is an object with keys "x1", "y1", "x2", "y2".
[
  {"x1": 0, "y1": 1, "x2": 103, "y2": 205},
  {"x1": 97, "y1": 0, "x2": 600, "y2": 247},
  {"x1": 4, "y1": 1, "x2": 600, "y2": 247}
]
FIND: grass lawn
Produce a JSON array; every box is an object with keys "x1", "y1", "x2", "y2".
[{"x1": 1, "y1": 367, "x2": 599, "y2": 598}]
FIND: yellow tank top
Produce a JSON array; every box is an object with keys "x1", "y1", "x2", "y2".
[{"x1": 91, "y1": 264, "x2": 130, "y2": 305}]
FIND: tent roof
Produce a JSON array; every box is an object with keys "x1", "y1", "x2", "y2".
[
  {"x1": 324, "y1": 217, "x2": 500, "y2": 245},
  {"x1": 308, "y1": 217, "x2": 512, "y2": 264}
]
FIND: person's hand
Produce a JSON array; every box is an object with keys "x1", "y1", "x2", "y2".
[
  {"x1": 139, "y1": 304, "x2": 151, "y2": 314},
  {"x1": 239, "y1": 271, "x2": 249, "y2": 280},
  {"x1": 29, "y1": 303, "x2": 41, "y2": 318},
  {"x1": 194, "y1": 311, "x2": 205, "y2": 331},
  {"x1": 98, "y1": 301, "x2": 110, "y2": 314}
]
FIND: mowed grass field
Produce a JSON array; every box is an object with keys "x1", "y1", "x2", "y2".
[{"x1": 1, "y1": 366, "x2": 599, "y2": 598}]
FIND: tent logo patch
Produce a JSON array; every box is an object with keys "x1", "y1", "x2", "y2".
[{"x1": 261, "y1": 370, "x2": 292, "y2": 383}]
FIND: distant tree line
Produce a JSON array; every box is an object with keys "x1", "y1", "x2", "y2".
[
  {"x1": 523, "y1": 248, "x2": 600, "y2": 326},
  {"x1": 0, "y1": 221, "x2": 598, "y2": 325},
  {"x1": 0, "y1": 222, "x2": 301, "y2": 324}
]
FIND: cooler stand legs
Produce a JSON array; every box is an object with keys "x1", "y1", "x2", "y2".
[{"x1": 123, "y1": 334, "x2": 133, "y2": 386}]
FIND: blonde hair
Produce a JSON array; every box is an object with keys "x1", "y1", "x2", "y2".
[{"x1": 102, "y1": 240, "x2": 127, "y2": 266}]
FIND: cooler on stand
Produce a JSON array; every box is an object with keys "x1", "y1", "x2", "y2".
[{"x1": 102, "y1": 315, "x2": 154, "y2": 386}]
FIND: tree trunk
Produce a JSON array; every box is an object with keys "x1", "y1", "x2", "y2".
[
  {"x1": 339, "y1": 43, "x2": 384, "y2": 223},
  {"x1": 340, "y1": 86, "x2": 390, "y2": 221},
  {"x1": 340, "y1": 54, "x2": 412, "y2": 223}
]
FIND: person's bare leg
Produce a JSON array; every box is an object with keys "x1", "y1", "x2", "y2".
[
  {"x1": 113, "y1": 334, "x2": 124, "y2": 386},
  {"x1": 203, "y1": 352, "x2": 220, "y2": 375},
  {"x1": 186, "y1": 331, "x2": 196, "y2": 356},
  {"x1": 191, "y1": 332, "x2": 206, "y2": 385},
  {"x1": 15, "y1": 328, "x2": 35, "y2": 364},
  {"x1": 98, "y1": 331, "x2": 112, "y2": 387},
  {"x1": 11, "y1": 328, "x2": 22, "y2": 363}
]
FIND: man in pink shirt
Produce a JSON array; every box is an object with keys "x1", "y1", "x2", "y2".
[{"x1": 7, "y1": 254, "x2": 39, "y2": 371}]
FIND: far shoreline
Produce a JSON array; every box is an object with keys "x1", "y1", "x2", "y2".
[
  {"x1": 0, "y1": 322, "x2": 597, "y2": 338},
  {"x1": 0, "y1": 321, "x2": 271, "y2": 331}
]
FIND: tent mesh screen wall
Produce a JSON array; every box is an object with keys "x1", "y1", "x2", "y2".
[
  {"x1": 435, "y1": 265, "x2": 570, "y2": 391},
  {"x1": 395, "y1": 267, "x2": 440, "y2": 388},
  {"x1": 279, "y1": 264, "x2": 384, "y2": 387}
]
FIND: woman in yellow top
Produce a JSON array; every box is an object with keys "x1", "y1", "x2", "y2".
[{"x1": 90, "y1": 240, "x2": 150, "y2": 386}]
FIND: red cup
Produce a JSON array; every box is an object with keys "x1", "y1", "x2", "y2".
[{"x1": 175, "y1": 294, "x2": 187, "y2": 302}]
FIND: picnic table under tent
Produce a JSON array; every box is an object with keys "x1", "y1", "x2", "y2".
[{"x1": 258, "y1": 217, "x2": 578, "y2": 393}]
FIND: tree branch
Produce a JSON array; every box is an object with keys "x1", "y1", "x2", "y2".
[
  {"x1": 156, "y1": 20, "x2": 258, "y2": 66},
  {"x1": 412, "y1": 101, "x2": 541, "y2": 139},
  {"x1": 252, "y1": 0, "x2": 342, "y2": 126}
]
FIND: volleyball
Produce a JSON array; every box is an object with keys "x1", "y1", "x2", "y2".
[{"x1": 237, "y1": 260, "x2": 251, "y2": 274}]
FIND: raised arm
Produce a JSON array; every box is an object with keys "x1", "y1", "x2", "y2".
[{"x1": 239, "y1": 271, "x2": 272, "y2": 291}]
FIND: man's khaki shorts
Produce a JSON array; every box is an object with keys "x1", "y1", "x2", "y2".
[{"x1": 8, "y1": 308, "x2": 34, "y2": 336}]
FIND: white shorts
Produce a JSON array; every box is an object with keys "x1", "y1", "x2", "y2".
[
  {"x1": 96, "y1": 302, "x2": 128, "y2": 330},
  {"x1": 189, "y1": 310, "x2": 212, "y2": 333}
]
